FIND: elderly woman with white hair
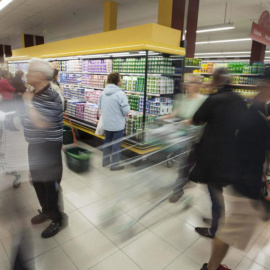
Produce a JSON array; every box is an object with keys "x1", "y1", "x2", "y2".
[{"x1": 23, "y1": 58, "x2": 66, "y2": 238}]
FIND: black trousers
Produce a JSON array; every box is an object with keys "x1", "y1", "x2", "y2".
[{"x1": 28, "y1": 142, "x2": 63, "y2": 222}]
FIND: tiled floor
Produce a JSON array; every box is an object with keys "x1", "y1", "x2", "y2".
[{"x1": 0, "y1": 123, "x2": 270, "y2": 270}]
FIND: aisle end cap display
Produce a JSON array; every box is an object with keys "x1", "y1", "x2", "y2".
[{"x1": 7, "y1": 24, "x2": 185, "y2": 61}]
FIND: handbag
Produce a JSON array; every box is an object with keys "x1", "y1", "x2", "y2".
[{"x1": 95, "y1": 115, "x2": 104, "y2": 136}]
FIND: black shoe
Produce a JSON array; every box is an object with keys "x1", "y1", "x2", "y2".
[
  {"x1": 195, "y1": 227, "x2": 214, "y2": 239},
  {"x1": 200, "y1": 263, "x2": 209, "y2": 270},
  {"x1": 110, "y1": 166, "x2": 124, "y2": 171},
  {"x1": 41, "y1": 221, "x2": 61, "y2": 238},
  {"x1": 168, "y1": 190, "x2": 184, "y2": 203},
  {"x1": 31, "y1": 210, "x2": 49, "y2": 225}
]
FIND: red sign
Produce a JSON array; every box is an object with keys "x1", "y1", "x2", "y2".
[{"x1": 250, "y1": 22, "x2": 270, "y2": 46}]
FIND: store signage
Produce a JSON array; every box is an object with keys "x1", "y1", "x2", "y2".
[
  {"x1": 251, "y1": 22, "x2": 270, "y2": 46},
  {"x1": 251, "y1": 10, "x2": 270, "y2": 46}
]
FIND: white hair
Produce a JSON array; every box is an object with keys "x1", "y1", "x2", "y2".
[{"x1": 29, "y1": 58, "x2": 54, "y2": 80}]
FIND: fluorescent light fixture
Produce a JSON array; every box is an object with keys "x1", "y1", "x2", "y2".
[
  {"x1": 196, "y1": 38, "x2": 252, "y2": 45},
  {"x1": 197, "y1": 23, "x2": 235, "y2": 33},
  {"x1": 0, "y1": 0, "x2": 13, "y2": 11},
  {"x1": 201, "y1": 59, "x2": 249, "y2": 63},
  {"x1": 195, "y1": 51, "x2": 250, "y2": 55},
  {"x1": 197, "y1": 55, "x2": 250, "y2": 59}
]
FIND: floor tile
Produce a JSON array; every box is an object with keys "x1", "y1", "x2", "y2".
[
  {"x1": 90, "y1": 250, "x2": 142, "y2": 270},
  {"x1": 0, "y1": 193, "x2": 29, "y2": 215},
  {"x1": 54, "y1": 211, "x2": 94, "y2": 245},
  {"x1": 64, "y1": 187, "x2": 103, "y2": 209},
  {"x1": 0, "y1": 206, "x2": 34, "y2": 240},
  {"x1": 164, "y1": 254, "x2": 201, "y2": 270},
  {"x1": 0, "y1": 241, "x2": 11, "y2": 270},
  {"x1": 122, "y1": 231, "x2": 180, "y2": 270},
  {"x1": 2, "y1": 225, "x2": 59, "y2": 262},
  {"x1": 62, "y1": 228, "x2": 118, "y2": 270},
  {"x1": 79, "y1": 199, "x2": 124, "y2": 227},
  {"x1": 126, "y1": 201, "x2": 172, "y2": 229},
  {"x1": 184, "y1": 237, "x2": 244, "y2": 269},
  {"x1": 151, "y1": 216, "x2": 200, "y2": 252},
  {"x1": 235, "y1": 257, "x2": 267, "y2": 270},
  {"x1": 246, "y1": 235, "x2": 270, "y2": 269},
  {"x1": 25, "y1": 246, "x2": 77, "y2": 270},
  {"x1": 61, "y1": 175, "x2": 87, "y2": 194},
  {"x1": 98, "y1": 212, "x2": 148, "y2": 249}
]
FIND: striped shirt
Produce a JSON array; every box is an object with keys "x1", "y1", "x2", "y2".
[{"x1": 24, "y1": 84, "x2": 63, "y2": 144}]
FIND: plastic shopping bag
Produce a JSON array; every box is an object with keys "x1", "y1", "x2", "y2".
[{"x1": 95, "y1": 115, "x2": 104, "y2": 136}]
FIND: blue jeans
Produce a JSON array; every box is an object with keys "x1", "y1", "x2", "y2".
[
  {"x1": 103, "y1": 130, "x2": 124, "y2": 168},
  {"x1": 208, "y1": 184, "x2": 225, "y2": 236}
]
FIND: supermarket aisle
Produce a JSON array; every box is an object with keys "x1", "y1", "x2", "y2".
[{"x1": 0, "y1": 134, "x2": 269, "y2": 270}]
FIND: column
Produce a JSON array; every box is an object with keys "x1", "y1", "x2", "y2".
[
  {"x1": 185, "y1": 0, "x2": 199, "y2": 57},
  {"x1": 158, "y1": 0, "x2": 173, "y2": 27},
  {"x1": 104, "y1": 1, "x2": 118, "y2": 32}
]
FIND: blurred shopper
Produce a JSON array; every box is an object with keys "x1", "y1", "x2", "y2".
[
  {"x1": 190, "y1": 68, "x2": 246, "y2": 239},
  {"x1": 11, "y1": 70, "x2": 26, "y2": 124},
  {"x1": 52, "y1": 68, "x2": 60, "y2": 87},
  {"x1": 0, "y1": 70, "x2": 18, "y2": 131},
  {"x1": 162, "y1": 74, "x2": 206, "y2": 202},
  {"x1": 23, "y1": 58, "x2": 66, "y2": 238},
  {"x1": 98, "y1": 72, "x2": 130, "y2": 171},
  {"x1": 187, "y1": 68, "x2": 267, "y2": 270}
]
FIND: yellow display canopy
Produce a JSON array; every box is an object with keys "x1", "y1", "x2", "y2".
[{"x1": 8, "y1": 24, "x2": 185, "y2": 61}]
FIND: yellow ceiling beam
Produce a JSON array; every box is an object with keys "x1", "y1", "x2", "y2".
[{"x1": 158, "y1": 0, "x2": 173, "y2": 27}]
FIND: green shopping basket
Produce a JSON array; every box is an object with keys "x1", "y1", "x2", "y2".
[{"x1": 65, "y1": 147, "x2": 91, "y2": 173}]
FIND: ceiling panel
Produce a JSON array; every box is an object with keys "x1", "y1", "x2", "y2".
[{"x1": 0, "y1": 0, "x2": 269, "y2": 55}]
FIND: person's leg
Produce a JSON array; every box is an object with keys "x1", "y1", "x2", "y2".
[
  {"x1": 208, "y1": 185, "x2": 225, "y2": 236},
  {"x1": 111, "y1": 130, "x2": 124, "y2": 168},
  {"x1": 205, "y1": 237, "x2": 230, "y2": 270},
  {"x1": 44, "y1": 180, "x2": 62, "y2": 223},
  {"x1": 32, "y1": 180, "x2": 47, "y2": 213},
  {"x1": 103, "y1": 130, "x2": 113, "y2": 167},
  {"x1": 196, "y1": 185, "x2": 225, "y2": 238}
]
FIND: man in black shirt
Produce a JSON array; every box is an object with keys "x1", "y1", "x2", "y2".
[{"x1": 23, "y1": 58, "x2": 66, "y2": 238}]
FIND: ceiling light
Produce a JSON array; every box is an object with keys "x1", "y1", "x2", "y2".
[
  {"x1": 196, "y1": 38, "x2": 252, "y2": 45},
  {"x1": 196, "y1": 55, "x2": 250, "y2": 59},
  {"x1": 195, "y1": 51, "x2": 251, "y2": 55},
  {"x1": 0, "y1": 0, "x2": 13, "y2": 11},
  {"x1": 197, "y1": 23, "x2": 235, "y2": 33}
]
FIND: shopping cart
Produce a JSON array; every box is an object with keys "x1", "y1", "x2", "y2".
[
  {"x1": 99, "y1": 123, "x2": 200, "y2": 232},
  {"x1": 0, "y1": 111, "x2": 21, "y2": 188}
]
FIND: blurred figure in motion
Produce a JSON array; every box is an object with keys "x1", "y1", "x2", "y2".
[
  {"x1": 188, "y1": 68, "x2": 242, "y2": 239},
  {"x1": 0, "y1": 70, "x2": 18, "y2": 131},
  {"x1": 187, "y1": 68, "x2": 267, "y2": 270},
  {"x1": 23, "y1": 58, "x2": 66, "y2": 238},
  {"x1": 11, "y1": 70, "x2": 27, "y2": 124},
  {"x1": 98, "y1": 72, "x2": 130, "y2": 171},
  {"x1": 162, "y1": 74, "x2": 206, "y2": 203},
  {"x1": 52, "y1": 68, "x2": 60, "y2": 87}
]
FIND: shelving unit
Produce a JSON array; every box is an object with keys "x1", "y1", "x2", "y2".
[{"x1": 6, "y1": 23, "x2": 185, "y2": 155}]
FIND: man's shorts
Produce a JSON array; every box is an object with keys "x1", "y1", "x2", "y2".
[{"x1": 216, "y1": 188, "x2": 265, "y2": 250}]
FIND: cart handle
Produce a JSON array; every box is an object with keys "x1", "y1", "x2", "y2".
[{"x1": 64, "y1": 112, "x2": 77, "y2": 146}]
